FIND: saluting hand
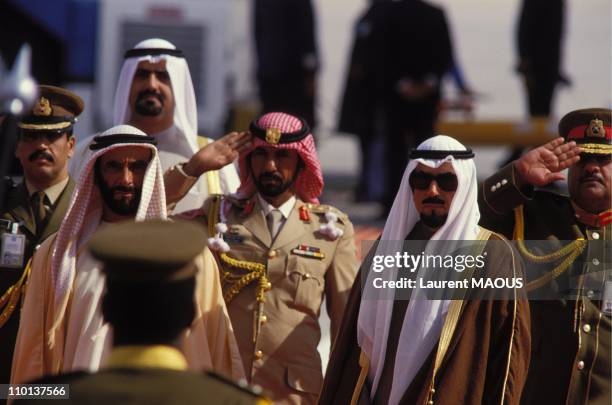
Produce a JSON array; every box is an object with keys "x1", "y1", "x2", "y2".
[
  {"x1": 514, "y1": 137, "x2": 582, "y2": 187},
  {"x1": 183, "y1": 131, "x2": 252, "y2": 177}
]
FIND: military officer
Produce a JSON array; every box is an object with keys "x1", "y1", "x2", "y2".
[
  {"x1": 0, "y1": 85, "x2": 82, "y2": 384},
  {"x1": 187, "y1": 112, "x2": 358, "y2": 404},
  {"x1": 479, "y1": 108, "x2": 611, "y2": 405},
  {"x1": 13, "y1": 219, "x2": 268, "y2": 405}
]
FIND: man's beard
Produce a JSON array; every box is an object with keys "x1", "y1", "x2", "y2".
[
  {"x1": 420, "y1": 211, "x2": 448, "y2": 228},
  {"x1": 134, "y1": 90, "x2": 164, "y2": 116},
  {"x1": 98, "y1": 181, "x2": 142, "y2": 216},
  {"x1": 254, "y1": 172, "x2": 294, "y2": 197}
]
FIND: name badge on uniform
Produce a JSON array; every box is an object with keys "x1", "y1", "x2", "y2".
[
  {"x1": 1, "y1": 223, "x2": 25, "y2": 268},
  {"x1": 603, "y1": 280, "x2": 612, "y2": 316}
]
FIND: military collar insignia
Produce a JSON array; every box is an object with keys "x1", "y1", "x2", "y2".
[
  {"x1": 242, "y1": 199, "x2": 256, "y2": 217},
  {"x1": 599, "y1": 209, "x2": 612, "y2": 227},
  {"x1": 299, "y1": 205, "x2": 310, "y2": 222},
  {"x1": 573, "y1": 202, "x2": 612, "y2": 228}
]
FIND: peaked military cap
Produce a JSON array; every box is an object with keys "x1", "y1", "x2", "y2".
[
  {"x1": 558, "y1": 108, "x2": 612, "y2": 154},
  {"x1": 17, "y1": 85, "x2": 84, "y2": 132},
  {"x1": 87, "y1": 219, "x2": 206, "y2": 282}
]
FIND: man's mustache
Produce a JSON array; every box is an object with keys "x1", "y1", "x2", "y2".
[
  {"x1": 579, "y1": 173, "x2": 604, "y2": 185},
  {"x1": 136, "y1": 90, "x2": 164, "y2": 104},
  {"x1": 110, "y1": 186, "x2": 137, "y2": 195},
  {"x1": 29, "y1": 150, "x2": 54, "y2": 162},
  {"x1": 422, "y1": 196, "x2": 445, "y2": 205},
  {"x1": 259, "y1": 172, "x2": 283, "y2": 183}
]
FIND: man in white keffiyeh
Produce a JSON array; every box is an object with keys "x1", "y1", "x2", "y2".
[
  {"x1": 320, "y1": 135, "x2": 531, "y2": 405},
  {"x1": 70, "y1": 38, "x2": 246, "y2": 214},
  {"x1": 11, "y1": 125, "x2": 245, "y2": 384}
]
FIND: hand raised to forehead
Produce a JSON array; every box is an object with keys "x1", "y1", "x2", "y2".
[
  {"x1": 183, "y1": 131, "x2": 252, "y2": 177},
  {"x1": 514, "y1": 137, "x2": 582, "y2": 186}
]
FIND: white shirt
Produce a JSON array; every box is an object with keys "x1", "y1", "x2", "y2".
[{"x1": 257, "y1": 194, "x2": 296, "y2": 220}]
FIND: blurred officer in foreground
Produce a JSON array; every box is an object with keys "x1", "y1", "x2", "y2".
[{"x1": 14, "y1": 219, "x2": 268, "y2": 405}]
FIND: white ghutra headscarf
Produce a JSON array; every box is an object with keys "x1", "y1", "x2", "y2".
[
  {"x1": 357, "y1": 135, "x2": 480, "y2": 405},
  {"x1": 49, "y1": 124, "x2": 167, "y2": 339},
  {"x1": 113, "y1": 38, "x2": 199, "y2": 154}
]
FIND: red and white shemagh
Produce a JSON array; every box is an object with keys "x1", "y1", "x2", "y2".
[
  {"x1": 236, "y1": 112, "x2": 324, "y2": 204},
  {"x1": 50, "y1": 131, "x2": 166, "y2": 327}
]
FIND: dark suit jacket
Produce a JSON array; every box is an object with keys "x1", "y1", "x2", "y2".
[
  {"x1": 0, "y1": 178, "x2": 75, "y2": 384},
  {"x1": 254, "y1": 0, "x2": 317, "y2": 80},
  {"x1": 383, "y1": 0, "x2": 453, "y2": 104},
  {"x1": 517, "y1": 0, "x2": 564, "y2": 79},
  {"x1": 338, "y1": 1, "x2": 393, "y2": 137},
  {"x1": 13, "y1": 368, "x2": 265, "y2": 405}
]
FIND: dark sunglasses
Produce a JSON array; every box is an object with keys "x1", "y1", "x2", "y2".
[
  {"x1": 409, "y1": 171, "x2": 458, "y2": 192},
  {"x1": 19, "y1": 131, "x2": 67, "y2": 143}
]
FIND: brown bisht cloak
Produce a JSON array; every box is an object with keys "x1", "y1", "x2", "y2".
[{"x1": 319, "y1": 231, "x2": 530, "y2": 405}]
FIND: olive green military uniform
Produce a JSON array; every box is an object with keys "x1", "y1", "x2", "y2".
[
  {"x1": 479, "y1": 108, "x2": 611, "y2": 405},
  {"x1": 195, "y1": 195, "x2": 357, "y2": 404},
  {"x1": 480, "y1": 164, "x2": 610, "y2": 405},
  {"x1": 13, "y1": 368, "x2": 267, "y2": 405},
  {"x1": 0, "y1": 178, "x2": 74, "y2": 384},
  {"x1": 0, "y1": 85, "x2": 82, "y2": 385}
]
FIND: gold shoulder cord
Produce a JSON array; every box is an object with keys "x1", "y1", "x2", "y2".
[
  {"x1": 208, "y1": 197, "x2": 271, "y2": 304},
  {"x1": 514, "y1": 206, "x2": 586, "y2": 291},
  {"x1": 0, "y1": 258, "x2": 32, "y2": 328}
]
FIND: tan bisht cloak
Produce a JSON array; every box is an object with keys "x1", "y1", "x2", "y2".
[{"x1": 11, "y1": 235, "x2": 245, "y2": 384}]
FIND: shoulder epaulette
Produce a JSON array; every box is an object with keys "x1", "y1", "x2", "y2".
[{"x1": 307, "y1": 203, "x2": 349, "y2": 223}]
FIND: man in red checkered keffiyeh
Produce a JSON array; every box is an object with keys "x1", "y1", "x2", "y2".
[
  {"x1": 236, "y1": 112, "x2": 323, "y2": 204},
  {"x1": 199, "y1": 112, "x2": 358, "y2": 404}
]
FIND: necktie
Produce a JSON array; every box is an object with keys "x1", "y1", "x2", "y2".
[
  {"x1": 31, "y1": 191, "x2": 48, "y2": 233},
  {"x1": 267, "y1": 209, "x2": 284, "y2": 240}
]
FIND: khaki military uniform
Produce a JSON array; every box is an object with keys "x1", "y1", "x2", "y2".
[
  {"x1": 479, "y1": 164, "x2": 611, "y2": 405},
  {"x1": 0, "y1": 178, "x2": 74, "y2": 383},
  {"x1": 194, "y1": 195, "x2": 358, "y2": 404}
]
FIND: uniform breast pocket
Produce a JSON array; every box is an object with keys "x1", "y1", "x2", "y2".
[{"x1": 287, "y1": 255, "x2": 325, "y2": 318}]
